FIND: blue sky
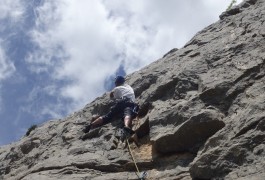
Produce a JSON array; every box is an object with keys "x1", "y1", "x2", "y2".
[{"x1": 0, "y1": 0, "x2": 243, "y2": 146}]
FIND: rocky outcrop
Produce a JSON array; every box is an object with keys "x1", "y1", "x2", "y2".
[{"x1": 0, "y1": 0, "x2": 265, "y2": 179}]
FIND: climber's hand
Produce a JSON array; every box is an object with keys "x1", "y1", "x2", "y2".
[{"x1": 110, "y1": 91, "x2": 114, "y2": 98}]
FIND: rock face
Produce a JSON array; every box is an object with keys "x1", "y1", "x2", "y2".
[{"x1": 1, "y1": 0, "x2": 265, "y2": 179}]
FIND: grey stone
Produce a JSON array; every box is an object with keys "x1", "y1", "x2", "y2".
[
  {"x1": 1, "y1": 0, "x2": 265, "y2": 179},
  {"x1": 19, "y1": 139, "x2": 40, "y2": 154},
  {"x1": 153, "y1": 109, "x2": 225, "y2": 153}
]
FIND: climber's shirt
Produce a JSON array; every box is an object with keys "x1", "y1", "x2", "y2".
[
  {"x1": 112, "y1": 84, "x2": 135, "y2": 102},
  {"x1": 101, "y1": 84, "x2": 137, "y2": 124}
]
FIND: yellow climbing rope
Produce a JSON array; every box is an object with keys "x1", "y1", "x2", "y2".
[
  {"x1": 126, "y1": 138, "x2": 141, "y2": 175},
  {"x1": 126, "y1": 138, "x2": 147, "y2": 180}
]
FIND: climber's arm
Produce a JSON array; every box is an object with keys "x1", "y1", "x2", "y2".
[{"x1": 110, "y1": 90, "x2": 114, "y2": 98}]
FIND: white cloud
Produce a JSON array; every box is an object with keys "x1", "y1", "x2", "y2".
[
  {"x1": 0, "y1": 86, "x2": 2, "y2": 113},
  {"x1": 99, "y1": 0, "x2": 243, "y2": 72},
  {"x1": 27, "y1": 0, "x2": 122, "y2": 108},
  {"x1": 0, "y1": 43, "x2": 16, "y2": 81},
  {"x1": 0, "y1": 46, "x2": 15, "y2": 113},
  {"x1": 0, "y1": 1, "x2": 22, "y2": 80},
  {"x1": 13, "y1": 84, "x2": 66, "y2": 126},
  {"x1": 0, "y1": 0, "x2": 24, "y2": 115},
  {"x1": 26, "y1": 0, "x2": 243, "y2": 116},
  {"x1": 0, "y1": 0, "x2": 24, "y2": 21}
]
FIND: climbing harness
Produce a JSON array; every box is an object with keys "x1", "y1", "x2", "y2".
[{"x1": 126, "y1": 138, "x2": 147, "y2": 180}]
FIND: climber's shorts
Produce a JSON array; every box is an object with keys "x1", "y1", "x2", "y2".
[
  {"x1": 101, "y1": 98, "x2": 137, "y2": 124},
  {"x1": 123, "y1": 107, "x2": 134, "y2": 118}
]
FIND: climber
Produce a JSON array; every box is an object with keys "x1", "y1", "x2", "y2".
[{"x1": 82, "y1": 75, "x2": 138, "y2": 137}]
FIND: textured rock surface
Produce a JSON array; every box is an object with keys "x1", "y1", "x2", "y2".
[{"x1": 1, "y1": 0, "x2": 265, "y2": 179}]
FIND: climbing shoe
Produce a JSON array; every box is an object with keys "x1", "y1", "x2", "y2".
[
  {"x1": 123, "y1": 126, "x2": 135, "y2": 135},
  {"x1": 82, "y1": 124, "x2": 91, "y2": 133},
  {"x1": 120, "y1": 127, "x2": 135, "y2": 142}
]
